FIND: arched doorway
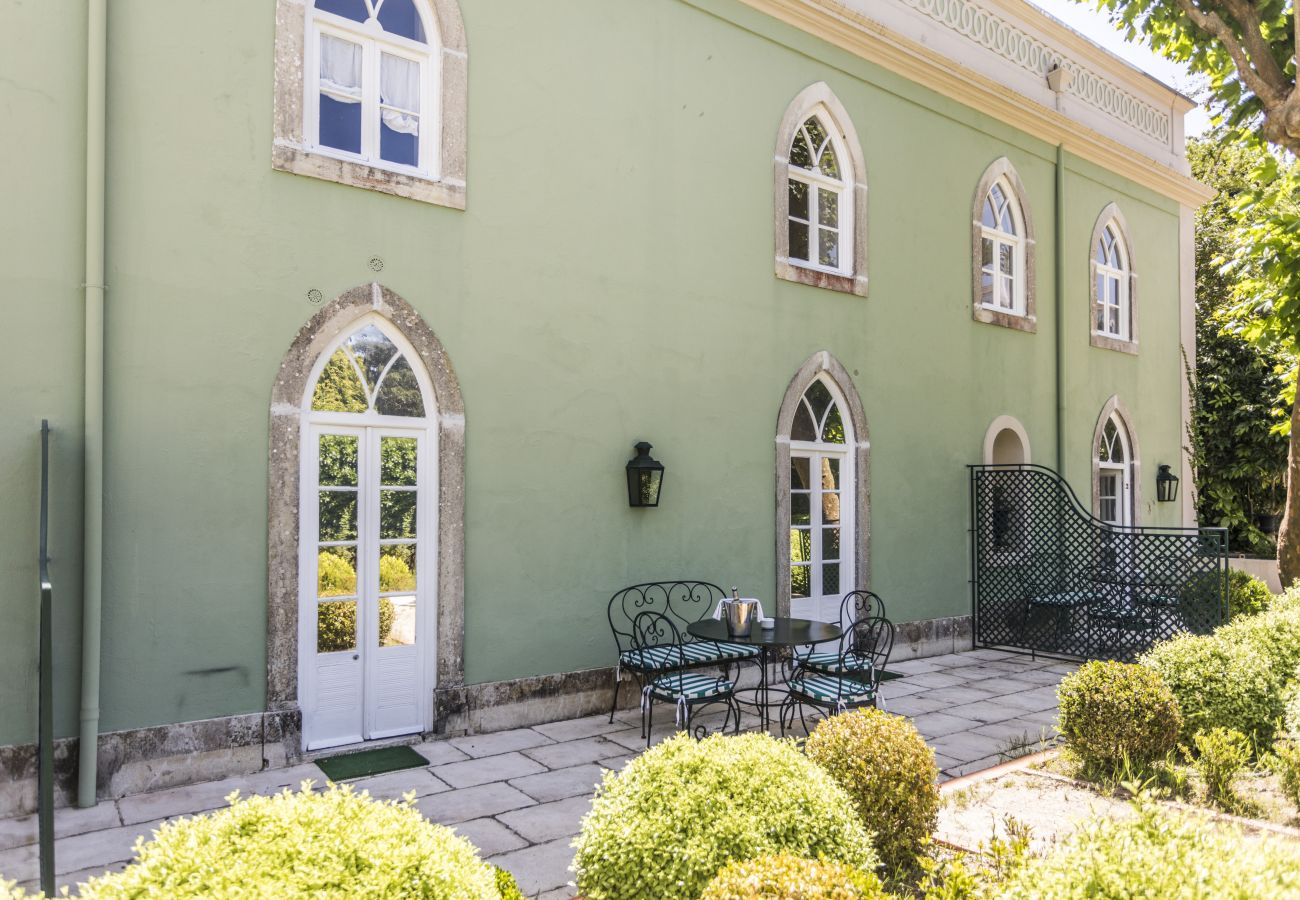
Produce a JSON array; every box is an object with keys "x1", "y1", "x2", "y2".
[
  {"x1": 267, "y1": 283, "x2": 465, "y2": 751},
  {"x1": 775, "y1": 352, "x2": 870, "y2": 624},
  {"x1": 982, "y1": 415, "x2": 1031, "y2": 466}
]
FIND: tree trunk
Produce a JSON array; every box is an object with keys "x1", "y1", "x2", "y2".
[{"x1": 1278, "y1": 382, "x2": 1300, "y2": 589}]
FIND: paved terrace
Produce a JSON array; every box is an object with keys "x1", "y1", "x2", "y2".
[{"x1": 1, "y1": 649, "x2": 1075, "y2": 898}]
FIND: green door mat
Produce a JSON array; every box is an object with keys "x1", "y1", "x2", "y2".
[
  {"x1": 879, "y1": 670, "x2": 903, "y2": 682},
  {"x1": 315, "y1": 745, "x2": 429, "y2": 781}
]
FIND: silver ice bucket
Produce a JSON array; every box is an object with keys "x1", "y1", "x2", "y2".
[{"x1": 722, "y1": 598, "x2": 758, "y2": 637}]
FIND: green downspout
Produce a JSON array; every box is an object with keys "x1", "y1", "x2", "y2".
[
  {"x1": 1055, "y1": 144, "x2": 1066, "y2": 476},
  {"x1": 79, "y1": 0, "x2": 107, "y2": 809}
]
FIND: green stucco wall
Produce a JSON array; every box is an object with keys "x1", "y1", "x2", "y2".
[{"x1": 0, "y1": 0, "x2": 1188, "y2": 746}]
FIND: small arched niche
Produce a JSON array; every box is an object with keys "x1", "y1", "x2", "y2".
[{"x1": 982, "y1": 416, "x2": 1031, "y2": 466}]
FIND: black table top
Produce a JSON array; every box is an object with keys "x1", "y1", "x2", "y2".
[{"x1": 687, "y1": 616, "x2": 843, "y2": 647}]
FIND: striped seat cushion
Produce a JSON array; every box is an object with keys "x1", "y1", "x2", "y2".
[
  {"x1": 800, "y1": 652, "x2": 872, "y2": 675},
  {"x1": 621, "y1": 641, "x2": 758, "y2": 671},
  {"x1": 1030, "y1": 591, "x2": 1094, "y2": 608},
  {"x1": 788, "y1": 674, "x2": 875, "y2": 705},
  {"x1": 649, "y1": 672, "x2": 735, "y2": 701}
]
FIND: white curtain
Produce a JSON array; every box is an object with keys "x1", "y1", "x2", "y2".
[
  {"x1": 319, "y1": 34, "x2": 362, "y2": 100},
  {"x1": 380, "y1": 53, "x2": 420, "y2": 135}
]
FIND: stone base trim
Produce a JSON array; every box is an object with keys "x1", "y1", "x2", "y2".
[
  {"x1": 890, "y1": 614, "x2": 974, "y2": 661},
  {"x1": 0, "y1": 709, "x2": 300, "y2": 819}
]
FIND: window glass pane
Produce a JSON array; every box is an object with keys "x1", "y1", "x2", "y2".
[
  {"x1": 376, "y1": 0, "x2": 427, "y2": 42},
  {"x1": 375, "y1": 355, "x2": 425, "y2": 417},
  {"x1": 1001, "y1": 276, "x2": 1014, "y2": 309},
  {"x1": 788, "y1": 221, "x2": 809, "y2": 262},
  {"x1": 313, "y1": 350, "x2": 368, "y2": 412},
  {"x1": 821, "y1": 404, "x2": 845, "y2": 444},
  {"x1": 791, "y1": 457, "x2": 811, "y2": 490},
  {"x1": 380, "y1": 544, "x2": 417, "y2": 592},
  {"x1": 791, "y1": 401, "x2": 816, "y2": 441},
  {"x1": 824, "y1": 457, "x2": 841, "y2": 489},
  {"x1": 981, "y1": 237, "x2": 993, "y2": 269},
  {"x1": 818, "y1": 143, "x2": 840, "y2": 180},
  {"x1": 346, "y1": 325, "x2": 399, "y2": 391},
  {"x1": 1108, "y1": 305, "x2": 1120, "y2": 335},
  {"x1": 319, "y1": 94, "x2": 362, "y2": 154},
  {"x1": 805, "y1": 381, "x2": 833, "y2": 423},
  {"x1": 319, "y1": 490, "x2": 358, "y2": 541},
  {"x1": 791, "y1": 563, "x2": 810, "y2": 598},
  {"x1": 999, "y1": 243, "x2": 1014, "y2": 276},
  {"x1": 319, "y1": 34, "x2": 363, "y2": 95},
  {"x1": 380, "y1": 53, "x2": 421, "y2": 166},
  {"x1": 788, "y1": 180, "x2": 809, "y2": 221},
  {"x1": 982, "y1": 197, "x2": 998, "y2": 229},
  {"x1": 315, "y1": 0, "x2": 368, "y2": 23},
  {"x1": 789, "y1": 131, "x2": 813, "y2": 169},
  {"x1": 1095, "y1": 238, "x2": 1107, "y2": 265},
  {"x1": 318, "y1": 600, "x2": 358, "y2": 653},
  {"x1": 818, "y1": 229, "x2": 839, "y2": 268},
  {"x1": 380, "y1": 489, "x2": 417, "y2": 539},
  {"x1": 822, "y1": 563, "x2": 840, "y2": 595},
  {"x1": 822, "y1": 490, "x2": 841, "y2": 526},
  {"x1": 380, "y1": 437, "x2": 418, "y2": 486},
  {"x1": 822, "y1": 527, "x2": 841, "y2": 561},
  {"x1": 818, "y1": 189, "x2": 838, "y2": 228},
  {"x1": 791, "y1": 528, "x2": 811, "y2": 563},
  {"x1": 1000, "y1": 204, "x2": 1016, "y2": 235},
  {"x1": 803, "y1": 118, "x2": 828, "y2": 154},
  {"x1": 318, "y1": 547, "x2": 358, "y2": 597},
  {"x1": 380, "y1": 596, "x2": 417, "y2": 646},
  {"x1": 791, "y1": 492, "x2": 810, "y2": 525},
  {"x1": 1095, "y1": 297, "x2": 1106, "y2": 332},
  {"x1": 319, "y1": 434, "x2": 359, "y2": 487}
]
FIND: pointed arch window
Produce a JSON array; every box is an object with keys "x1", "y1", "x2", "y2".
[
  {"x1": 312, "y1": 324, "x2": 426, "y2": 418},
  {"x1": 788, "y1": 378, "x2": 854, "y2": 622},
  {"x1": 1089, "y1": 207, "x2": 1138, "y2": 352},
  {"x1": 787, "y1": 114, "x2": 852, "y2": 275},
  {"x1": 774, "y1": 84, "x2": 868, "y2": 297},
  {"x1": 970, "y1": 158, "x2": 1036, "y2": 332},
  {"x1": 979, "y1": 180, "x2": 1024, "y2": 314},
  {"x1": 1092, "y1": 403, "x2": 1139, "y2": 528}
]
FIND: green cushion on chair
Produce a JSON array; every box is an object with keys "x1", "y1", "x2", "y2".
[
  {"x1": 800, "y1": 652, "x2": 872, "y2": 675},
  {"x1": 649, "y1": 672, "x2": 734, "y2": 701},
  {"x1": 788, "y1": 674, "x2": 875, "y2": 705}
]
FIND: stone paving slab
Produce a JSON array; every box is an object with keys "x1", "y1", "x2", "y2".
[{"x1": 6, "y1": 649, "x2": 1076, "y2": 897}]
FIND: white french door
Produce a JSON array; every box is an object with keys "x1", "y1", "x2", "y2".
[
  {"x1": 302, "y1": 424, "x2": 432, "y2": 750},
  {"x1": 1098, "y1": 465, "x2": 1131, "y2": 528},
  {"x1": 789, "y1": 448, "x2": 853, "y2": 624}
]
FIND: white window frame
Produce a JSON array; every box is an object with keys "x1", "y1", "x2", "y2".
[
  {"x1": 304, "y1": 3, "x2": 441, "y2": 180},
  {"x1": 786, "y1": 109, "x2": 854, "y2": 278},
  {"x1": 979, "y1": 177, "x2": 1026, "y2": 316},
  {"x1": 1094, "y1": 222, "x2": 1130, "y2": 341},
  {"x1": 1096, "y1": 416, "x2": 1133, "y2": 528},
  {"x1": 787, "y1": 376, "x2": 855, "y2": 624},
  {"x1": 297, "y1": 313, "x2": 440, "y2": 748}
]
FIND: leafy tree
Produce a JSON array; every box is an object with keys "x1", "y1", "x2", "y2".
[
  {"x1": 1087, "y1": 0, "x2": 1300, "y2": 580},
  {"x1": 1186, "y1": 138, "x2": 1288, "y2": 554}
]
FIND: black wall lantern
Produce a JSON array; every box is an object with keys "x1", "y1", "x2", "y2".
[
  {"x1": 626, "y1": 441, "x2": 664, "y2": 507},
  {"x1": 1156, "y1": 464, "x2": 1180, "y2": 503}
]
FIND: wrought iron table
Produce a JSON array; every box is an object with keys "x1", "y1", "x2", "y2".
[{"x1": 687, "y1": 617, "x2": 843, "y2": 731}]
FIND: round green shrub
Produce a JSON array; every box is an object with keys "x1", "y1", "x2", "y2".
[
  {"x1": 1228, "y1": 569, "x2": 1274, "y2": 620},
  {"x1": 74, "y1": 784, "x2": 499, "y2": 899},
  {"x1": 699, "y1": 854, "x2": 886, "y2": 900},
  {"x1": 1000, "y1": 797, "x2": 1300, "y2": 898},
  {"x1": 1056, "y1": 660, "x2": 1182, "y2": 771},
  {"x1": 803, "y1": 708, "x2": 939, "y2": 873},
  {"x1": 572, "y1": 733, "x2": 877, "y2": 900},
  {"x1": 1140, "y1": 634, "x2": 1281, "y2": 746},
  {"x1": 492, "y1": 865, "x2": 525, "y2": 900}
]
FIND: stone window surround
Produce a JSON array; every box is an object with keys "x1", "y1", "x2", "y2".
[
  {"x1": 267, "y1": 283, "x2": 466, "y2": 736},
  {"x1": 970, "y1": 156, "x2": 1037, "y2": 333},
  {"x1": 1088, "y1": 203, "x2": 1139, "y2": 354},
  {"x1": 272, "y1": 0, "x2": 468, "y2": 208},
  {"x1": 981, "y1": 415, "x2": 1032, "y2": 465},
  {"x1": 774, "y1": 83, "x2": 870, "y2": 298},
  {"x1": 775, "y1": 351, "x2": 871, "y2": 616},
  {"x1": 1090, "y1": 394, "x2": 1141, "y2": 523}
]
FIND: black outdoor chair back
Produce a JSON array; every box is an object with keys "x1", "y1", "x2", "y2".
[
  {"x1": 630, "y1": 610, "x2": 689, "y2": 686},
  {"x1": 607, "y1": 581, "x2": 725, "y2": 657},
  {"x1": 844, "y1": 614, "x2": 894, "y2": 685},
  {"x1": 839, "y1": 590, "x2": 886, "y2": 634}
]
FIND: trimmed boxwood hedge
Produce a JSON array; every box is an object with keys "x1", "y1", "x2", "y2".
[{"x1": 1057, "y1": 660, "x2": 1182, "y2": 772}]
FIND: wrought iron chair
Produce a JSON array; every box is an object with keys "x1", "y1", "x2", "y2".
[
  {"x1": 792, "y1": 590, "x2": 887, "y2": 678},
  {"x1": 781, "y1": 614, "x2": 894, "y2": 735},
  {"x1": 606, "y1": 581, "x2": 760, "y2": 728},
  {"x1": 633, "y1": 611, "x2": 740, "y2": 747}
]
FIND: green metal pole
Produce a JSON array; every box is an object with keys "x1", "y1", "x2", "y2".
[
  {"x1": 39, "y1": 421, "x2": 54, "y2": 894},
  {"x1": 79, "y1": 0, "x2": 107, "y2": 809},
  {"x1": 1055, "y1": 144, "x2": 1066, "y2": 477}
]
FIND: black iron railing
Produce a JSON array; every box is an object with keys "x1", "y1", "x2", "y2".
[{"x1": 969, "y1": 464, "x2": 1228, "y2": 661}]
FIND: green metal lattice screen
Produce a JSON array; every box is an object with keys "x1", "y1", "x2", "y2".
[{"x1": 969, "y1": 464, "x2": 1228, "y2": 661}]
